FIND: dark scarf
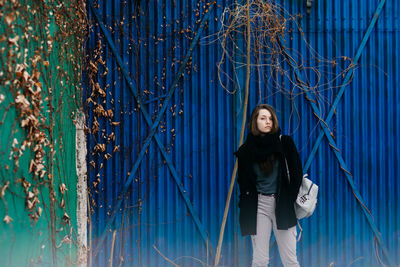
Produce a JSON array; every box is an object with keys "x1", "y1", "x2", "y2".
[{"x1": 243, "y1": 128, "x2": 283, "y2": 163}]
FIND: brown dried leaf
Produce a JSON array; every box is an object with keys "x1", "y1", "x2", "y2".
[
  {"x1": 32, "y1": 196, "x2": 40, "y2": 206},
  {"x1": 92, "y1": 119, "x2": 99, "y2": 134},
  {"x1": 27, "y1": 191, "x2": 34, "y2": 199},
  {"x1": 22, "y1": 70, "x2": 30, "y2": 83},
  {"x1": 35, "y1": 163, "x2": 44, "y2": 173},
  {"x1": 5, "y1": 14, "x2": 14, "y2": 25},
  {"x1": 11, "y1": 138, "x2": 18, "y2": 149},
  {"x1": 29, "y1": 159, "x2": 36, "y2": 173},
  {"x1": 32, "y1": 188, "x2": 39, "y2": 195},
  {"x1": 37, "y1": 207, "x2": 42, "y2": 217},
  {"x1": 108, "y1": 132, "x2": 115, "y2": 141},
  {"x1": 26, "y1": 199, "x2": 34, "y2": 210},
  {"x1": 104, "y1": 153, "x2": 112, "y2": 160},
  {"x1": 0, "y1": 181, "x2": 9, "y2": 198},
  {"x1": 94, "y1": 104, "x2": 107, "y2": 117},
  {"x1": 107, "y1": 109, "x2": 113, "y2": 118},
  {"x1": 15, "y1": 94, "x2": 30, "y2": 109},
  {"x1": 21, "y1": 115, "x2": 39, "y2": 128},
  {"x1": 89, "y1": 61, "x2": 98, "y2": 72},
  {"x1": 59, "y1": 183, "x2": 67, "y2": 195},
  {"x1": 111, "y1": 122, "x2": 120, "y2": 126},
  {"x1": 17, "y1": 178, "x2": 31, "y2": 193},
  {"x1": 15, "y1": 64, "x2": 25, "y2": 76},
  {"x1": 62, "y1": 212, "x2": 70, "y2": 224},
  {"x1": 8, "y1": 35, "x2": 19, "y2": 45},
  {"x1": 3, "y1": 215, "x2": 12, "y2": 224},
  {"x1": 94, "y1": 143, "x2": 105, "y2": 152},
  {"x1": 86, "y1": 97, "x2": 94, "y2": 104},
  {"x1": 29, "y1": 212, "x2": 39, "y2": 222},
  {"x1": 31, "y1": 55, "x2": 41, "y2": 68},
  {"x1": 95, "y1": 83, "x2": 106, "y2": 97}
]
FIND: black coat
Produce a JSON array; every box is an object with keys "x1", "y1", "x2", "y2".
[{"x1": 234, "y1": 135, "x2": 303, "y2": 236}]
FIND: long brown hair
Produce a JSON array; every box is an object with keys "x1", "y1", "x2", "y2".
[
  {"x1": 249, "y1": 104, "x2": 280, "y2": 175},
  {"x1": 249, "y1": 104, "x2": 279, "y2": 136}
]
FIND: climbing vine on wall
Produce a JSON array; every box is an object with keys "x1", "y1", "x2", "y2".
[{"x1": 0, "y1": 0, "x2": 87, "y2": 265}]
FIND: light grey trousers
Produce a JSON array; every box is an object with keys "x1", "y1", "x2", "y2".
[{"x1": 251, "y1": 194, "x2": 300, "y2": 267}]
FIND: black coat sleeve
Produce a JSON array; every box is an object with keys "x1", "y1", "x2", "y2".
[
  {"x1": 234, "y1": 144, "x2": 251, "y2": 194},
  {"x1": 234, "y1": 143, "x2": 258, "y2": 195},
  {"x1": 283, "y1": 135, "x2": 303, "y2": 198}
]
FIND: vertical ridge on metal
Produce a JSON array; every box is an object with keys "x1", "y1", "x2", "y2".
[
  {"x1": 278, "y1": 37, "x2": 394, "y2": 266},
  {"x1": 303, "y1": 0, "x2": 386, "y2": 173},
  {"x1": 88, "y1": 0, "x2": 216, "y2": 251}
]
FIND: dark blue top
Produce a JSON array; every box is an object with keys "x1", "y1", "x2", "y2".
[{"x1": 253, "y1": 160, "x2": 279, "y2": 195}]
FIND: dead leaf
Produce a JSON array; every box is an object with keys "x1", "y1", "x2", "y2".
[
  {"x1": 59, "y1": 183, "x2": 67, "y2": 195},
  {"x1": 3, "y1": 215, "x2": 12, "y2": 224},
  {"x1": 95, "y1": 83, "x2": 106, "y2": 97},
  {"x1": 29, "y1": 212, "x2": 39, "y2": 222},
  {"x1": 35, "y1": 163, "x2": 44, "y2": 174},
  {"x1": 94, "y1": 143, "x2": 105, "y2": 152},
  {"x1": 15, "y1": 64, "x2": 25, "y2": 76},
  {"x1": 29, "y1": 159, "x2": 35, "y2": 173},
  {"x1": 5, "y1": 14, "x2": 14, "y2": 25},
  {"x1": 27, "y1": 191, "x2": 34, "y2": 199},
  {"x1": 92, "y1": 118, "x2": 99, "y2": 134},
  {"x1": 94, "y1": 104, "x2": 107, "y2": 117},
  {"x1": 26, "y1": 199, "x2": 34, "y2": 210},
  {"x1": 62, "y1": 212, "x2": 70, "y2": 224},
  {"x1": 21, "y1": 115, "x2": 39, "y2": 128},
  {"x1": 107, "y1": 109, "x2": 113, "y2": 117},
  {"x1": 89, "y1": 61, "x2": 98, "y2": 72},
  {"x1": 0, "y1": 181, "x2": 9, "y2": 198},
  {"x1": 32, "y1": 188, "x2": 39, "y2": 195},
  {"x1": 32, "y1": 196, "x2": 40, "y2": 206},
  {"x1": 108, "y1": 132, "x2": 115, "y2": 141},
  {"x1": 15, "y1": 94, "x2": 30, "y2": 108},
  {"x1": 8, "y1": 36, "x2": 19, "y2": 45},
  {"x1": 37, "y1": 207, "x2": 42, "y2": 217},
  {"x1": 16, "y1": 178, "x2": 31, "y2": 193}
]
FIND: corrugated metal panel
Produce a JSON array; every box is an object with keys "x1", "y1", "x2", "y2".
[
  {"x1": 0, "y1": 0, "x2": 85, "y2": 266},
  {"x1": 84, "y1": 0, "x2": 400, "y2": 266}
]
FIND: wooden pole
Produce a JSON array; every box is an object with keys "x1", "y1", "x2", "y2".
[{"x1": 214, "y1": 0, "x2": 251, "y2": 265}]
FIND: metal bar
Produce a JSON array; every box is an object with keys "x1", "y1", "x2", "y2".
[
  {"x1": 142, "y1": 94, "x2": 167, "y2": 104},
  {"x1": 303, "y1": 0, "x2": 386, "y2": 173},
  {"x1": 88, "y1": 0, "x2": 216, "y2": 252},
  {"x1": 279, "y1": 37, "x2": 394, "y2": 267}
]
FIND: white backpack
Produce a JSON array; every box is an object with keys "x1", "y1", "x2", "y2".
[
  {"x1": 294, "y1": 174, "x2": 318, "y2": 219},
  {"x1": 280, "y1": 136, "x2": 318, "y2": 219}
]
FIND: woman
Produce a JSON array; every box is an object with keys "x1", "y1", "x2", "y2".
[{"x1": 234, "y1": 104, "x2": 303, "y2": 267}]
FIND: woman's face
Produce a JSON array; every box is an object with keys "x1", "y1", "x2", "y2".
[{"x1": 256, "y1": 109, "x2": 273, "y2": 134}]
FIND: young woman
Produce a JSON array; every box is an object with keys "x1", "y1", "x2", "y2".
[{"x1": 234, "y1": 104, "x2": 303, "y2": 267}]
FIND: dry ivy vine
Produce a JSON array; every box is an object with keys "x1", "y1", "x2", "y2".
[{"x1": 0, "y1": 0, "x2": 87, "y2": 265}]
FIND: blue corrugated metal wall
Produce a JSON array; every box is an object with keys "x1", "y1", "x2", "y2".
[{"x1": 83, "y1": 0, "x2": 400, "y2": 266}]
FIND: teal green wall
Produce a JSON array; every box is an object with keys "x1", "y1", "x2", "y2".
[{"x1": 0, "y1": 1, "x2": 85, "y2": 266}]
